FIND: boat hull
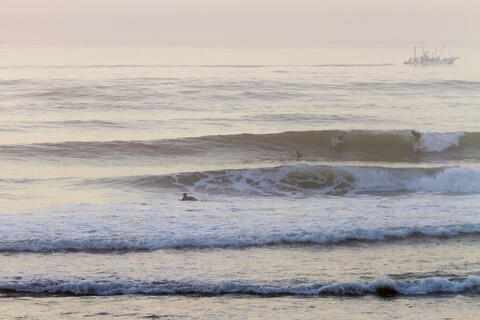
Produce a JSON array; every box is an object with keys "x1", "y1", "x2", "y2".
[{"x1": 404, "y1": 56, "x2": 459, "y2": 66}]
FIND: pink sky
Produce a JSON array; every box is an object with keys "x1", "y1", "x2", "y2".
[{"x1": 1, "y1": 0, "x2": 478, "y2": 43}]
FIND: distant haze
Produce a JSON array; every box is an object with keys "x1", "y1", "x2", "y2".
[{"x1": 1, "y1": 0, "x2": 478, "y2": 43}]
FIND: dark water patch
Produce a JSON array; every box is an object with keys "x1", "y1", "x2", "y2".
[{"x1": 42, "y1": 120, "x2": 128, "y2": 129}]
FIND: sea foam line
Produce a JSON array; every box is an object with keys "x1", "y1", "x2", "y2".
[
  {"x1": 1, "y1": 277, "x2": 479, "y2": 297},
  {"x1": 1, "y1": 224, "x2": 479, "y2": 253}
]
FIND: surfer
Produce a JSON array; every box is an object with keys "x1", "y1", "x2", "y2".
[
  {"x1": 180, "y1": 193, "x2": 198, "y2": 201},
  {"x1": 411, "y1": 130, "x2": 422, "y2": 143},
  {"x1": 296, "y1": 150, "x2": 302, "y2": 159},
  {"x1": 332, "y1": 131, "x2": 347, "y2": 147},
  {"x1": 411, "y1": 130, "x2": 422, "y2": 151}
]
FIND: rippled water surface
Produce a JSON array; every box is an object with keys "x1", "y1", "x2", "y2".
[{"x1": 0, "y1": 44, "x2": 479, "y2": 319}]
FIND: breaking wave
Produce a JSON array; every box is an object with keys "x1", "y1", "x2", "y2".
[
  {"x1": 1, "y1": 224, "x2": 479, "y2": 253},
  {"x1": 418, "y1": 132, "x2": 464, "y2": 152},
  {"x1": 0, "y1": 130, "x2": 478, "y2": 162},
  {"x1": 1, "y1": 277, "x2": 479, "y2": 297},
  {"x1": 97, "y1": 164, "x2": 480, "y2": 195}
]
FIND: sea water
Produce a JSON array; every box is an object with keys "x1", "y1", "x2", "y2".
[{"x1": 0, "y1": 44, "x2": 479, "y2": 319}]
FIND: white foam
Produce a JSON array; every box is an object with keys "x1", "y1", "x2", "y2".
[
  {"x1": 173, "y1": 163, "x2": 356, "y2": 196},
  {"x1": 418, "y1": 132, "x2": 464, "y2": 152},
  {"x1": 408, "y1": 167, "x2": 480, "y2": 193},
  {"x1": 1, "y1": 193, "x2": 478, "y2": 253},
  {"x1": 1, "y1": 276, "x2": 479, "y2": 296},
  {"x1": 349, "y1": 166, "x2": 480, "y2": 193},
  {"x1": 0, "y1": 223, "x2": 479, "y2": 252},
  {"x1": 174, "y1": 164, "x2": 480, "y2": 196}
]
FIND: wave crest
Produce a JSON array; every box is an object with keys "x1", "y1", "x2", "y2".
[
  {"x1": 1, "y1": 277, "x2": 479, "y2": 297},
  {"x1": 1, "y1": 130, "x2": 478, "y2": 162},
  {"x1": 418, "y1": 132, "x2": 464, "y2": 152},
  {"x1": 98, "y1": 164, "x2": 480, "y2": 196},
  {"x1": 1, "y1": 224, "x2": 479, "y2": 253}
]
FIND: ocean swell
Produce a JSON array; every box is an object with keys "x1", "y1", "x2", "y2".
[{"x1": 0, "y1": 130, "x2": 478, "y2": 162}]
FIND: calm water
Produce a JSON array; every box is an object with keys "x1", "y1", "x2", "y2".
[{"x1": 0, "y1": 44, "x2": 479, "y2": 319}]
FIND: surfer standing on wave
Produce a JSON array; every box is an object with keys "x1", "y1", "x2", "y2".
[
  {"x1": 332, "y1": 131, "x2": 347, "y2": 147},
  {"x1": 337, "y1": 132, "x2": 346, "y2": 144},
  {"x1": 411, "y1": 130, "x2": 422, "y2": 150}
]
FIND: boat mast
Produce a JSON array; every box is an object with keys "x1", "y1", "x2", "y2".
[{"x1": 439, "y1": 45, "x2": 444, "y2": 58}]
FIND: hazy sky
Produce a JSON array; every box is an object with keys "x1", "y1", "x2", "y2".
[{"x1": 1, "y1": 0, "x2": 478, "y2": 43}]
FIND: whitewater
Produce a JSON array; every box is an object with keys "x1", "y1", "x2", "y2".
[{"x1": 0, "y1": 44, "x2": 479, "y2": 319}]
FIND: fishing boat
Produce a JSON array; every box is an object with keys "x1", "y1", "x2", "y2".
[{"x1": 404, "y1": 46, "x2": 459, "y2": 66}]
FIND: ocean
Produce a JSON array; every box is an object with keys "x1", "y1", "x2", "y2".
[{"x1": 0, "y1": 43, "x2": 479, "y2": 319}]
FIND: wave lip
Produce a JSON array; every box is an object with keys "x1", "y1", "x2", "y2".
[
  {"x1": 1, "y1": 277, "x2": 479, "y2": 297},
  {"x1": 418, "y1": 132, "x2": 464, "y2": 152},
  {"x1": 348, "y1": 166, "x2": 480, "y2": 194},
  {"x1": 1, "y1": 224, "x2": 479, "y2": 253}
]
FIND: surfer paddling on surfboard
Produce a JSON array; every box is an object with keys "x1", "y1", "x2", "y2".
[{"x1": 180, "y1": 193, "x2": 198, "y2": 201}]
